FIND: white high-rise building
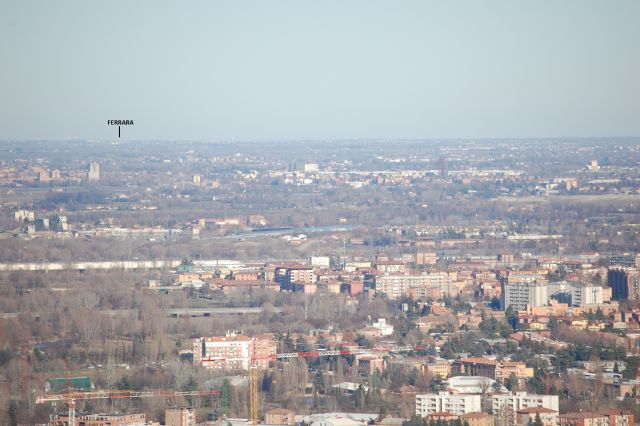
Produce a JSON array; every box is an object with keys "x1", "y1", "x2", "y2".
[
  {"x1": 416, "y1": 392, "x2": 481, "y2": 416},
  {"x1": 503, "y1": 282, "x2": 548, "y2": 311},
  {"x1": 88, "y1": 161, "x2": 100, "y2": 181},
  {"x1": 536, "y1": 281, "x2": 604, "y2": 307},
  {"x1": 308, "y1": 256, "x2": 331, "y2": 269},
  {"x1": 569, "y1": 283, "x2": 603, "y2": 306}
]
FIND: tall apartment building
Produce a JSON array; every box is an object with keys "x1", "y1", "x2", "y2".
[
  {"x1": 416, "y1": 392, "x2": 481, "y2": 416},
  {"x1": 547, "y1": 282, "x2": 603, "y2": 306},
  {"x1": 608, "y1": 268, "x2": 640, "y2": 301},
  {"x1": 88, "y1": 161, "x2": 100, "y2": 181},
  {"x1": 275, "y1": 264, "x2": 315, "y2": 291},
  {"x1": 492, "y1": 392, "x2": 559, "y2": 415},
  {"x1": 193, "y1": 332, "x2": 276, "y2": 370},
  {"x1": 569, "y1": 283, "x2": 603, "y2": 306},
  {"x1": 502, "y1": 282, "x2": 548, "y2": 311}
]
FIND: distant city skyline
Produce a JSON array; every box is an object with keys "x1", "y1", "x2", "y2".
[{"x1": 1, "y1": 0, "x2": 639, "y2": 141}]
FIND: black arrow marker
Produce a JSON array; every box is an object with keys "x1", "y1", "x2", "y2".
[{"x1": 118, "y1": 126, "x2": 121, "y2": 138}]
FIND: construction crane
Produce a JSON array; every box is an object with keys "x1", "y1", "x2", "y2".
[
  {"x1": 36, "y1": 389, "x2": 220, "y2": 425},
  {"x1": 40, "y1": 344, "x2": 426, "y2": 425},
  {"x1": 249, "y1": 365, "x2": 259, "y2": 426},
  {"x1": 243, "y1": 344, "x2": 425, "y2": 426}
]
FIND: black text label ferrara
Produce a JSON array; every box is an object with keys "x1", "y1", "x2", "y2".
[{"x1": 107, "y1": 120, "x2": 134, "y2": 125}]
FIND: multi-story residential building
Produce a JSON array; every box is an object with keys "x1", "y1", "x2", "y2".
[
  {"x1": 560, "y1": 408, "x2": 635, "y2": 426},
  {"x1": 496, "y1": 361, "x2": 534, "y2": 386},
  {"x1": 374, "y1": 272, "x2": 452, "y2": 300},
  {"x1": 356, "y1": 354, "x2": 385, "y2": 376},
  {"x1": 422, "y1": 361, "x2": 452, "y2": 379},
  {"x1": 569, "y1": 283, "x2": 603, "y2": 306},
  {"x1": 492, "y1": 392, "x2": 559, "y2": 415},
  {"x1": 416, "y1": 392, "x2": 481, "y2": 416},
  {"x1": 452, "y1": 357, "x2": 497, "y2": 378},
  {"x1": 275, "y1": 264, "x2": 315, "y2": 290},
  {"x1": 308, "y1": 256, "x2": 331, "y2": 269},
  {"x1": 233, "y1": 271, "x2": 260, "y2": 281},
  {"x1": 502, "y1": 282, "x2": 548, "y2": 311},
  {"x1": 601, "y1": 410, "x2": 634, "y2": 426},
  {"x1": 193, "y1": 332, "x2": 275, "y2": 370},
  {"x1": 608, "y1": 268, "x2": 640, "y2": 301},
  {"x1": 340, "y1": 281, "x2": 364, "y2": 296},
  {"x1": 375, "y1": 261, "x2": 406, "y2": 274},
  {"x1": 560, "y1": 413, "x2": 609, "y2": 426},
  {"x1": 547, "y1": 282, "x2": 603, "y2": 306},
  {"x1": 290, "y1": 282, "x2": 317, "y2": 294},
  {"x1": 88, "y1": 161, "x2": 100, "y2": 181},
  {"x1": 516, "y1": 407, "x2": 558, "y2": 426},
  {"x1": 252, "y1": 333, "x2": 278, "y2": 369},
  {"x1": 343, "y1": 261, "x2": 373, "y2": 272}
]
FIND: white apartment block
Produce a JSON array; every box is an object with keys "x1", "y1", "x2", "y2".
[
  {"x1": 308, "y1": 256, "x2": 331, "y2": 269},
  {"x1": 573, "y1": 284, "x2": 603, "y2": 306},
  {"x1": 375, "y1": 273, "x2": 452, "y2": 300},
  {"x1": 194, "y1": 334, "x2": 252, "y2": 370},
  {"x1": 492, "y1": 392, "x2": 559, "y2": 414},
  {"x1": 547, "y1": 282, "x2": 603, "y2": 306},
  {"x1": 503, "y1": 282, "x2": 548, "y2": 311},
  {"x1": 504, "y1": 281, "x2": 604, "y2": 310},
  {"x1": 14, "y1": 209, "x2": 35, "y2": 222},
  {"x1": 194, "y1": 332, "x2": 276, "y2": 370},
  {"x1": 416, "y1": 392, "x2": 482, "y2": 416}
]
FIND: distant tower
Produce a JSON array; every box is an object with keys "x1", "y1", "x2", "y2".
[
  {"x1": 88, "y1": 161, "x2": 100, "y2": 181},
  {"x1": 438, "y1": 157, "x2": 448, "y2": 177}
]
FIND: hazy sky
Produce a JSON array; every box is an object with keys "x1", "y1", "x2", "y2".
[{"x1": 1, "y1": 1, "x2": 639, "y2": 141}]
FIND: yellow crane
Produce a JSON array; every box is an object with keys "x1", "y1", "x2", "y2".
[{"x1": 249, "y1": 365, "x2": 259, "y2": 426}]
